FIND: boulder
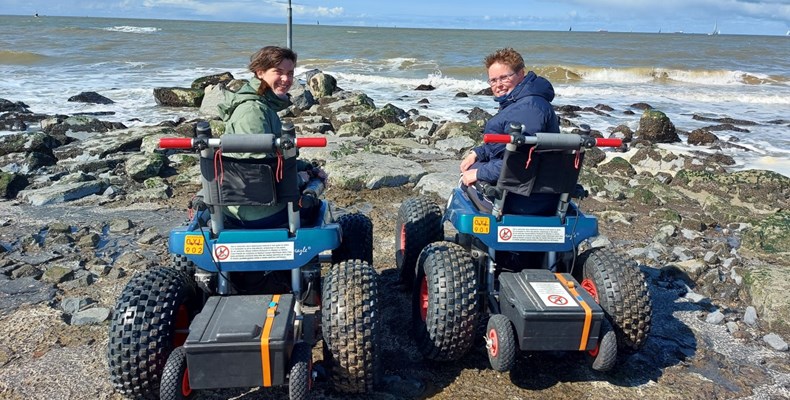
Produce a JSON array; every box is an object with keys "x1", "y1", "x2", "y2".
[
  {"x1": 636, "y1": 109, "x2": 680, "y2": 143},
  {"x1": 153, "y1": 87, "x2": 204, "y2": 107},
  {"x1": 191, "y1": 72, "x2": 234, "y2": 90},
  {"x1": 744, "y1": 265, "x2": 790, "y2": 335},
  {"x1": 308, "y1": 72, "x2": 337, "y2": 99},
  {"x1": 67, "y1": 92, "x2": 114, "y2": 105},
  {"x1": 324, "y1": 153, "x2": 426, "y2": 190}
]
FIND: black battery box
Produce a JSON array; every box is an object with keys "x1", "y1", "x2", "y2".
[
  {"x1": 499, "y1": 269, "x2": 603, "y2": 351},
  {"x1": 184, "y1": 294, "x2": 295, "y2": 389}
]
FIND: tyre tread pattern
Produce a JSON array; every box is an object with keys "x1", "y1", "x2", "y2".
[
  {"x1": 288, "y1": 342, "x2": 312, "y2": 400},
  {"x1": 395, "y1": 197, "x2": 443, "y2": 284},
  {"x1": 160, "y1": 346, "x2": 190, "y2": 400},
  {"x1": 332, "y1": 213, "x2": 374, "y2": 265},
  {"x1": 413, "y1": 242, "x2": 479, "y2": 361},
  {"x1": 487, "y1": 314, "x2": 516, "y2": 372},
  {"x1": 321, "y1": 260, "x2": 379, "y2": 393},
  {"x1": 108, "y1": 267, "x2": 196, "y2": 399},
  {"x1": 579, "y1": 248, "x2": 652, "y2": 351}
]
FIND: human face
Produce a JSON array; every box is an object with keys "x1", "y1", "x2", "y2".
[
  {"x1": 487, "y1": 62, "x2": 524, "y2": 97},
  {"x1": 256, "y1": 58, "x2": 295, "y2": 98}
]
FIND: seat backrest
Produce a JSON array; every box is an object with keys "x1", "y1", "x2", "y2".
[
  {"x1": 199, "y1": 155, "x2": 299, "y2": 206},
  {"x1": 496, "y1": 144, "x2": 584, "y2": 198}
]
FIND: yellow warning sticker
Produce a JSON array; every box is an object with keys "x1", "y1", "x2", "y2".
[
  {"x1": 184, "y1": 235, "x2": 205, "y2": 255},
  {"x1": 473, "y1": 216, "x2": 490, "y2": 234}
]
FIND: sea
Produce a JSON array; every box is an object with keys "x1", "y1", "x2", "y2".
[{"x1": 1, "y1": 15, "x2": 788, "y2": 177}]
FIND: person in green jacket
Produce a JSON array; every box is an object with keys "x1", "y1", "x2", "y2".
[{"x1": 217, "y1": 46, "x2": 319, "y2": 228}]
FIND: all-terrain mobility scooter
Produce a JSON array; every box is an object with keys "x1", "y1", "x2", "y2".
[
  {"x1": 108, "y1": 122, "x2": 379, "y2": 399},
  {"x1": 396, "y1": 124, "x2": 652, "y2": 372}
]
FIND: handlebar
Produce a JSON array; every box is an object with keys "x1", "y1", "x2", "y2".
[
  {"x1": 295, "y1": 137, "x2": 327, "y2": 147},
  {"x1": 483, "y1": 132, "x2": 622, "y2": 149},
  {"x1": 158, "y1": 134, "x2": 328, "y2": 152}
]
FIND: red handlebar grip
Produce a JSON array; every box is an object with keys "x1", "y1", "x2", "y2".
[
  {"x1": 595, "y1": 138, "x2": 623, "y2": 148},
  {"x1": 159, "y1": 137, "x2": 194, "y2": 149},
  {"x1": 483, "y1": 134, "x2": 512, "y2": 144},
  {"x1": 296, "y1": 137, "x2": 327, "y2": 147}
]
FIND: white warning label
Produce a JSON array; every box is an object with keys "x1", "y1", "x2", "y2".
[
  {"x1": 497, "y1": 226, "x2": 565, "y2": 243},
  {"x1": 529, "y1": 281, "x2": 579, "y2": 308},
  {"x1": 212, "y1": 242, "x2": 294, "y2": 262}
]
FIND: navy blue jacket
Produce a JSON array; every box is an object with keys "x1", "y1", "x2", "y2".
[{"x1": 472, "y1": 71, "x2": 560, "y2": 183}]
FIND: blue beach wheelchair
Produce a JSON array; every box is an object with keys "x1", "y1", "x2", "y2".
[
  {"x1": 395, "y1": 124, "x2": 651, "y2": 372},
  {"x1": 108, "y1": 122, "x2": 379, "y2": 399}
]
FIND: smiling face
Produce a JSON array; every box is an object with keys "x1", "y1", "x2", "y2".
[
  {"x1": 256, "y1": 58, "x2": 295, "y2": 98},
  {"x1": 487, "y1": 61, "x2": 524, "y2": 97}
]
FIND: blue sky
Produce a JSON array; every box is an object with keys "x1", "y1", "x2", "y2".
[{"x1": 5, "y1": 0, "x2": 790, "y2": 35}]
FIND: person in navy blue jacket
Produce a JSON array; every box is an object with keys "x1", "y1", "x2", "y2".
[{"x1": 459, "y1": 47, "x2": 561, "y2": 214}]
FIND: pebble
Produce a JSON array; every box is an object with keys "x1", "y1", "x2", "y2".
[
  {"x1": 705, "y1": 310, "x2": 725, "y2": 325},
  {"x1": 763, "y1": 333, "x2": 789, "y2": 352},
  {"x1": 743, "y1": 306, "x2": 758, "y2": 327}
]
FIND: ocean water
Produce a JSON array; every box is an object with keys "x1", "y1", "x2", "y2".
[{"x1": 1, "y1": 15, "x2": 788, "y2": 176}]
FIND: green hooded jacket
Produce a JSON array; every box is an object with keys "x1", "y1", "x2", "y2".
[{"x1": 217, "y1": 77, "x2": 293, "y2": 222}]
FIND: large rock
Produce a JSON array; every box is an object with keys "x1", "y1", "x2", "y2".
[
  {"x1": 198, "y1": 84, "x2": 225, "y2": 119},
  {"x1": 67, "y1": 92, "x2": 114, "y2": 105},
  {"x1": 324, "y1": 153, "x2": 426, "y2": 190},
  {"x1": 191, "y1": 72, "x2": 234, "y2": 90},
  {"x1": 52, "y1": 126, "x2": 163, "y2": 161},
  {"x1": 18, "y1": 179, "x2": 107, "y2": 206},
  {"x1": 742, "y1": 210, "x2": 790, "y2": 254},
  {"x1": 0, "y1": 172, "x2": 28, "y2": 198},
  {"x1": 153, "y1": 87, "x2": 204, "y2": 107},
  {"x1": 744, "y1": 265, "x2": 790, "y2": 335},
  {"x1": 636, "y1": 109, "x2": 680, "y2": 143},
  {"x1": 308, "y1": 72, "x2": 337, "y2": 99}
]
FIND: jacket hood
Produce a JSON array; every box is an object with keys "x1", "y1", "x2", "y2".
[
  {"x1": 218, "y1": 77, "x2": 291, "y2": 120},
  {"x1": 495, "y1": 71, "x2": 555, "y2": 108}
]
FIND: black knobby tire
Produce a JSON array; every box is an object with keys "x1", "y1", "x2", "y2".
[
  {"x1": 395, "y1": 197, "x2": 443, "y2": 285},
  {"x1": 412, "y1": 242, "x2": 479, "y2": 361},
  {"x1": 575, "y1": 247, "x2": 652, "y2": 352},
  {"x1": 170, "y1": 254, "x2": 197, "y2": 282},
  {"x1": 321, "y1": 259, "x2": 379, "y2": 393},
  {"x1": 108, "y1": 267, "x2": 198, "y2": 399},
  {"x1": 160, "y1": 346, "x2": 193, "y2": 400},
  {"x1": 486, "y1": 314, "x2": 516, "y2": 372},
  {"x1": 589, "y1": 318, "x2": 618, "y2": 372},
  {"x1": 332, "y1": 213, "x2": 374, "y2": 265},
  {"x1": 289, "y1": 342, "x2": 313, "y2": 400}
]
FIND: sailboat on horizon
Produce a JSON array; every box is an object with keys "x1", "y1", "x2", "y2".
[{"x1": 708, "y1": 21, "x2": 720, "y2": 35}]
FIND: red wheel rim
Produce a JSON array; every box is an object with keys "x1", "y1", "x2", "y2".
[
  {"x1": 173, "y1": 304, "x2": 189, "y2": 347},
  {"x1": 420, "y1": 277, "x2": 428, "y2": 321},
  {"x1": 399, "y1": 225, "x2": 406, "y2": 253},
  {"x1": 581, "y1": 278, "x2": 602, "y2": 356},
  {"x1": 181, "y1": 367, "x2": 192, "y2": 396},
  {"x1": 581, "y1": 278, "x2": 600, "y2": 303},
  {"x1": 488, "y1": 328, "x2": 499, "y2": 357}
]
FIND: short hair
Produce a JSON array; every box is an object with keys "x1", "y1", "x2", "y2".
[
  {"x1": 484, "y1": 47, "x2": 525, "y2": 72},
  {"x1": 248, "y1": 46, "x2": 297, "y2": 95},
  {"x1": 248, "y1": 46, "x2": 297, "y2": 74}
]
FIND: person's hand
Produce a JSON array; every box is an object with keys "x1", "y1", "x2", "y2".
[
  {"x1": 461, "y1": 169, "x2": 478, "y2": 186},
  {"x1": 460, "y1": 151, "x2": 477, "y2": 172}
]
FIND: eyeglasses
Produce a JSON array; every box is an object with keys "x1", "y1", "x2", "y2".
[{"x1": 487, "y1": 71, "x2": 517, "y2": 86}]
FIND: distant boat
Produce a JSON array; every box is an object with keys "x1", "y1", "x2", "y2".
[
  {"x1": 658, "y1": 28, "x2": 661, "y2": 33},
  {"x1": 708, "y1": 21, "x2": 720, "y2": 35},
  {"x1": 569, "y1": 26, "x2": 572, "y2": 32}
]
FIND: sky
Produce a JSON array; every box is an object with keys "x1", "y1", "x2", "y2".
[{"x1": 4, "y1": 0, "x2": 790, "y2": 36}]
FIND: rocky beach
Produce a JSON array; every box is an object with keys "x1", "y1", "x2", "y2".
[{"x1": 0, "y1": 70, "x2": 789, "y2": 400}]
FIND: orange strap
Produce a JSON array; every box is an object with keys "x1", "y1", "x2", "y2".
[
  {"x1": 260, "y1": 294, "x2": 280, "y2": 387},
  {"x1": 554, "y1": 274, "x2": 592, "y2": 351}
]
